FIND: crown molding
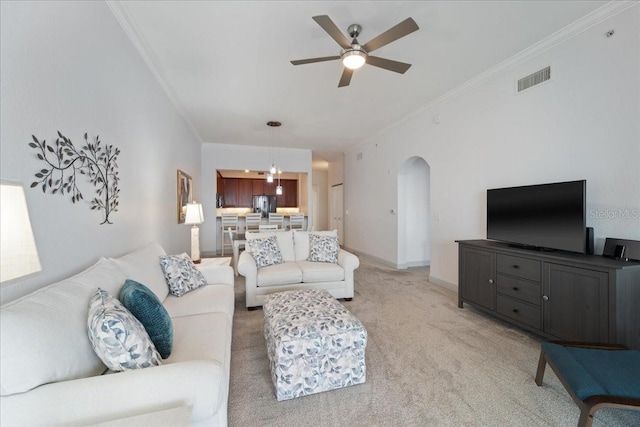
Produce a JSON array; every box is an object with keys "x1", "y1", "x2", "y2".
[
  {"x1": 106, "y1": 1, "x2": 204, "y2": 144},
  {"x1": 356, "y1": 0, "x2": 638, "y2": 150}
]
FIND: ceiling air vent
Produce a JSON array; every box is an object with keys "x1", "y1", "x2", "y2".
[{"x1": 517, "y1": 66, "x2": 551, "y2": 92}]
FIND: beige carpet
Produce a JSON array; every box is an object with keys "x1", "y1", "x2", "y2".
[{"x1": 227, "y1": 256, "x2": 640, "y2": 426}]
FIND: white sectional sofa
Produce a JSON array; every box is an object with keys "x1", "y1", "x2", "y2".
[
  {"x1": 0, "y1": 242, "x2": 235, "y2": 427},
  {"x1": 238, "y1": 230, "x2": 360, "y2": 308}
]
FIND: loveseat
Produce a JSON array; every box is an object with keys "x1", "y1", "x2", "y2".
[
  {"x1": 0, "y1": 242, "x2": 235, "y2": 426},
  {"x1": 237, "y1": 230, "x2": 359, "y2": 308}
]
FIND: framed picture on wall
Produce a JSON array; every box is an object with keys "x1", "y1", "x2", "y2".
[{"x1": 177, "y1": 170, "x2": 193, "y2": 224}]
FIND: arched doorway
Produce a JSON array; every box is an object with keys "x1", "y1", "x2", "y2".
[{"x1": 398, "y1": 156, "x2": 430, "y2": 269}]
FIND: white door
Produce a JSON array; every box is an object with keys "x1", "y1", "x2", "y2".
[
  {"x1": 331, "y1": 184, "x2": 344, "y2": 245},
  {"x1": 312, "y1": 185, "x2": 319, "y2": 232}
]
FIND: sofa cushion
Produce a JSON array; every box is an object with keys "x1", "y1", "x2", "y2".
[
  {"x1": 119, "y1": 280, "x2": 173, "y2": 359},
  {"x1": 297, "y1": 261, "x2": 345, "y2": 283},
  {"x1": 247, "y1": 236, "x2": 284, "y2": 269},
  {"x1": 309, "y1": 234, "x2": 340, "y2": 263},
  {"x1": 159, "y1": 253, "x2": 207, "y2": 297},
  {"x1": 246, "y1": 230, "x2": 295, "y2": 262},
  {"x1": 109, "y1": 242, "x2": 169, "y2": 302},
  {"x1": 257, "y1": 262, "x2": 303, "y2": 287},
  {"x1": 0, "y1": 258, "x2": 126, "y2": 396},
  {"x1": 87, "y1": 288, "x2": 162, "y2": 371},
  {"x1": 293, "y1": 230, "x2": 338, "y2": 261},
  {"x1": 163, "y1": 284, "x2": 235, "y2": 320}
]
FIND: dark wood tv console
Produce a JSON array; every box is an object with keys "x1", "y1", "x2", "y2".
[{"x1": 457, "y1": 240, "x2": 640, "y2": 349}]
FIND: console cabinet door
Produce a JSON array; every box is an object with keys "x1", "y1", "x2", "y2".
[
  {"x1": 542, "y1": 263, "x2": 609, "y2": 343},
  {"x1": 460, "y1": 247, "x2": 496, "y2": 310}
]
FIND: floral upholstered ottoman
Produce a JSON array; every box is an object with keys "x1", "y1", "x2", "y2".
[{"x1": 263, "y1": 288, "x2": 367, "y2": 401}]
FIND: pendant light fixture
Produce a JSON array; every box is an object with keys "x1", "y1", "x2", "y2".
[{"x1": 266, "y1": 121, "x2": 281, "y2": 184}]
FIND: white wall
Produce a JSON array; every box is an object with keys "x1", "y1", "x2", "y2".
[
  {"x1": 312, "y1": 169, "x2": 329, "y2": 230},
  {"x1": 344, "y1": 5, "x2": 640, "y2": 288},
  {"x1": 0, "y1": 1, "x2": 202, "y2": 303},
  {"x1": 200, "y1": 143, "x2": 312, "y2": 253}
]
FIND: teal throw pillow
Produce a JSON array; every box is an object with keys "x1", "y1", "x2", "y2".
[{"x1": 119, "y1": 280, "x2": 173, "y2": 359}]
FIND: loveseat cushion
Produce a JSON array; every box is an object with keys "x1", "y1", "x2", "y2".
[
  {"x1": 257, "y1": 262, "x2": 303, "y2": 287},
  {"x1": 247, "y1": 230, "x2": 295, "y2": 262},
  {"x1": 109, "y1": 242, "x2": 169, "y2": 302},
  {"x1": 293, "y1": 230, "x2": 338, "y2": 261},
  {"x1": 87, "y1": 288, "x2": 162, "y2": 371},
  {"x1": 297, "y1": 260, "x2": 345, "y2": 283},
  {"x1": 119, "y1": 280, "x2": 173, "y2": 359},
  {"x1": 0, "y1": 258, "x2": 126, "y2": 396}
]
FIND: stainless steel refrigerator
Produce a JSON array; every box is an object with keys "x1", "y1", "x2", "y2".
[{"x1": 253, "y1": 195, "x2": 277, "y2": 218}]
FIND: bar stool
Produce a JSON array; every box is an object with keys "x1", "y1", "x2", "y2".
[
  {"x1": 268, "y1": 213, "x2": 284, "y2": 229},
  {"x1": 221, "y1": 213, "x2": 238, "y2": 256},
  {"x1": 245, "y1": 213, "x2": 262, "y2": 233},
  {"x1": 289, "y1": 213, "x2": 305, "y2": 231}
]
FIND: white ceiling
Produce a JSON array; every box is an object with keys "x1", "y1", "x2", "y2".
[{"x1": 113, "y1": 1, "x2": 608, "y2": 161}]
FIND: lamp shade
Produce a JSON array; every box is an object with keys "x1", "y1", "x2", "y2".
[
  {"x1": 1, "y1": 181, "x2": 42, "y2": 282},
  {"x1": 184, "y1": 202, "x2": 204, "y2": 225}
]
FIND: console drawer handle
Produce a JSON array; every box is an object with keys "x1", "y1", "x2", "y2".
[
  {"x1": 512, "y1": 309, "x2": 519, "y2": 313},
  {"x1": 512, "y1": 286, "x2": 519, "y2": 291},
  {"x1": 512, "y1": 265, "x2": 520, "y2": 269}
]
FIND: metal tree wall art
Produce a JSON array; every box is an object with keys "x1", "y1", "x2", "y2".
[{"x1": 29, "y1": 131, "x2": 121, "y2": 224}]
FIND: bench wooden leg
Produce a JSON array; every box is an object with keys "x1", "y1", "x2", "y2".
[{"x1": 534, "y1": 349, "x2": 547, "y2": 386}]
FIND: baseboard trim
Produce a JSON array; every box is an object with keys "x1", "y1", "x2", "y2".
[
  {"x1": 342, "y1": 247, "x2": 398, "y2": 269},
  {"x1": 429, "y1": 276, "x2": 458, "y2": 293},
  {"x1": 397, "y1": 260, "x2": 430, "y2": 269}
]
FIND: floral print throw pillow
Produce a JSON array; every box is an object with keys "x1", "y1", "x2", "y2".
[
  {"x1": 309, "y1": 234, "x2": 339, "y2": 263},
  {"x1": 159, "y1": 253, "x2": 207, "y2": 297},
  {"x1": 247, "y1": 235, "x2": 284, "y2": 269},
  {"x1": 87, "y1": 288, "x2": 162, "y2": 371}
]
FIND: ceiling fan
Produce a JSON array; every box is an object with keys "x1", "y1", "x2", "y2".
[{"x1": 291, "y1": 15, "x2": 419, "y2": 88}]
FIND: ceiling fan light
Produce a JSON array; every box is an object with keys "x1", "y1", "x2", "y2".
[{"x1": 342, "y1": 50, "x2": 366, "y2": 69}]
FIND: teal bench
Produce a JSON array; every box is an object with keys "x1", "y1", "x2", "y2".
[{"x1": 535, "y1": 342, "x2": 640, "y2": 427}]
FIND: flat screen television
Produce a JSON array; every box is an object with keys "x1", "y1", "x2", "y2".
[{"x1": 487, "y1": 180, "x2": 586, "y2": 253}]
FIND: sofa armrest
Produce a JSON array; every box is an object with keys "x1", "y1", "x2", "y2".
[
  {"x1": 237, "y1": 251, "x2": 257, "y2": 277},
  {"x1": 0, "y1": 360, "x2": 223, "y2": 426},
  {"x1": 197, "y1": 263, "x2": 234, "y2": 287},
  {"x1": 338, "y1": 249, "x2": 360, "y2": 272},
  {"x1": 238, "y1": 252, "x2": 258, "y2": 308}
]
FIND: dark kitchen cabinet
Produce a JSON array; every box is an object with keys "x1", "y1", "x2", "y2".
[
  {"x1": 223, "y1": 178, "x2": 238, "y2": 207},
  {"x1": 237, "y1": 179, "x2": 253, "y2": 207},
  {"x1": 457, "y1": 240, "x2": 640, "y2": 349},
  {"x1": 252, "y1": 179, "x2": 265, "y2": 196}
]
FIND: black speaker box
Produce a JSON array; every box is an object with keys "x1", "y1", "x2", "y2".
[
  {"x1": 585, "y1": 227, "x2": 594, "y2": 255},
  {"x1": 603, "y1": 237, "x2": 640, "y2": 261}
]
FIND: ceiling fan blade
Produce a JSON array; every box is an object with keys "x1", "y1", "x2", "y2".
[
  {"x1": 362, "y1": 18, "x2": 419, "y2": 53},
  {"x1": 366, "y1": 56, "x2": 412, "y2": 74},
  {"x1": 291, "y1": 56, "x2": 340, "y2": 66},
  {"x1": 313, "y1": 15, "x2": 352, "y2": 49},
  {"x1": 338, "y1": 68, "x2": 354, "y2": 87}
]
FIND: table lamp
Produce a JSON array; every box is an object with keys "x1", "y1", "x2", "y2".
[
  {"x1": 1, "y1": 181, "x2": 42, "y2": 282},
  {"x1": 184, "y1": 201, "x2": 204, "y2": 263}
]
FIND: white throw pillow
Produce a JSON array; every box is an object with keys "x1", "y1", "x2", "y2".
[
  {"x1": 159, "y1": 253, "x2": 207, "y2": 297},
  {"x1": 247, "y1": 235, "x2": 284, "y2": 269},
  {"x1": 87, "y1": 288, "x2": 162, "y2": 371},
  {"x1": 293, "y1": 230, "x2": 338, "y2": 261},
  {"x1": 308, "y1": 234, "x2": 340, "y2": 263},
  {"x1": 246, "y1": 230, "x2": 295, "y2": 261},
  {"x1": 109, "y1": 242, "x2": 169, "y2": 302}
]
